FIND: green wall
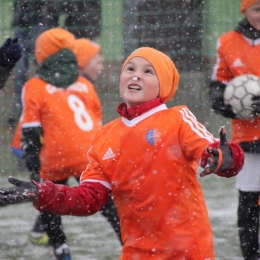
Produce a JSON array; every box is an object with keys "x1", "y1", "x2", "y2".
[
  {"x1": 98, "y1": 0, "x2": 123, "y2": 61},
  {"x1": 0, "y1": 0, "x2": 14, "y2": 41},
  {"x1": 202, "y1": 0, "x2": 242, "y2": 58},
  {"x1": 0, "y1": 1, "x2": 247, "y2": 61}
]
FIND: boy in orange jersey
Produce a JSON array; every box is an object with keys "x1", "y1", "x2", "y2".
[
  {"x1": 0, "y1": 47, "x2": 244, "y2": 259},
  {"x1": 209, "y1": 1, "x2": 260, "y2": 258},
  {"x1": 10, "y1": 28, "x2": 121, "y2": 260}
]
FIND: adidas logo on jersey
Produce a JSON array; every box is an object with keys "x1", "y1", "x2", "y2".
[
  {"x1": 232, "y1": 58, "x2": 243, "y2": 67},
  {"x1": 102, "y1": 148, "x2": 115, "y2": 160}
]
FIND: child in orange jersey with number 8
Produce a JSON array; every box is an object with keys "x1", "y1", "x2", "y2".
[
  {"x1": 10, "y1": 28, "x2": 121, "y2": 260},
  {"x1": 2, "y1": 46, "x2": 244, "y2": 259}
]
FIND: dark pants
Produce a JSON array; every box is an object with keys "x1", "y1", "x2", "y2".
[
  {"x1": 238, "y1": 190, "x2": 260, "y2": 260},
  {"x1": 32, "y1": 178, "x2": 122, "y2": 248}
]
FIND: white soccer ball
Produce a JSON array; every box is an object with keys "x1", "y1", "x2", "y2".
[{"x1": 224, "y1": 74, "x2": 260, "y2": 119}]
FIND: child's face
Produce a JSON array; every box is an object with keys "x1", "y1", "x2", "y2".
[
  {"x1": 244, "y1": 1, "x2": 260, "y2": 30},
  {"x1": 80, "y1": 53, "x2": 104, "y2": 81},
  {"x1": 119, "y1": 57, "x2": 160, "y2": 107}
]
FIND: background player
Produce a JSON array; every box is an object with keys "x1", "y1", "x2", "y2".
[
  {"x1": 209, "y1": 1, "x2": 260, "y2": 259},
  {"x1": 11, "y1": 28, "x2": 121, "y2": 260}
]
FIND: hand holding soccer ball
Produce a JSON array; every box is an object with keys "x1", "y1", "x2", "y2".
[
  {"x1": 251, "y1": 95, "x2": 260, "y2": 117},
  {"x1": 224, "y1": 74, "x2": 260, "y2": 119}
]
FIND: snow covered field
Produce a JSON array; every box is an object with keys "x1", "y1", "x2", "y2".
[
  {"x1": 200, "y1": 172, "x2": 243, "y2": 260},
  {"x1": 0, "y1": 171, "x2": 243, "y2": 260}
]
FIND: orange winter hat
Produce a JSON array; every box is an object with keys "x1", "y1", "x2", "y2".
[
  {"x1": 35, "y1": 28, "x2": 76, "y2": 63},
  {"x1": 122, "y1": 47, "x2": 180, "y2": 103},
  {"x1": 74, "y1": 39, "x2": 101, "y2": 69},
  {"x1": 240, "y1": 0, "x2": 259, "y2": 12}
]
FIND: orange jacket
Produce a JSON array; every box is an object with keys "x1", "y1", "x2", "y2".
[
  {"x1": 80, "y1": 105, "x2": 216, "y2": 259},
  {"x1": 212, "y1": 31, "x2": 260, "y2": 143},
  {"x1": 12, "y1": 75, "x2": 101, "y2": 181}
]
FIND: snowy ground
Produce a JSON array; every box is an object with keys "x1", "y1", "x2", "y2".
[
  {"x1": 0, "y1": 171, "x2": 243, "y2": 260},
  {"x1": 199, "y1": 171, "x2": 243, "y2": 260},
  {"x1": 0, "y1": 174, "x2": 122, "y2": 260}
]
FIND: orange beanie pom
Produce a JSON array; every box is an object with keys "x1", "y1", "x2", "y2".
[
  {"x1": 74, "y1": 39, "x2": 101, "y2": 69},
  {"x1": 35, "y1": 28, "x2": 76, "y2": 64},
  {"x1": 240, "y1": 0, "x2": 259, "y2": 12},
  {"x1": 122, "y1": 47, "x2": 180, "y2": 103}
]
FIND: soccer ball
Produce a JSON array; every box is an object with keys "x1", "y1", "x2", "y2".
[{"x1": 223, "y1": 74, "x2": 260, "y2": 119}]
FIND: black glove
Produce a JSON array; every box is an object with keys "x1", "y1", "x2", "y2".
[
  {"x1": 209, "y1": 81, "x2": 237, "y2": 119},
  {"x1": 252, "y1": 95, "x2": 260, "y2": 117},
  {"x1": 0, "y1": 177, "x2": 38, "y2": 204},
  {"x1": 0, "y1": 38, "x2": 22, "y2": 69},
  {"x1": 200, "y1": 127, "x2": 232, "y2": 177}
]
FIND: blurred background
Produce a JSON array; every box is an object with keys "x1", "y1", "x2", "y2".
[
  {"x1": 0, "y1": 1, "x2": 244, "y2": 259},
  {"x1": 0, "y1": 0, "x2": 242, "y2": 174},
  {"x1": 0, "y1": 0, "x2": 241, "y2": 172}
]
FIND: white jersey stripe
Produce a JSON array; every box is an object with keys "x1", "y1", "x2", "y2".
[
  {"x1": 179, "y1": 108, "x2": 216, "y2": 143},
  {"x1": 181, "y1": 108, "x2": 215, "y2": 140},
  {"x1": 211, "y1": 38, "x2": 221, "y2": 81},
  {"x1": 182, "y1": 108, "x2": 215, "y2": 140},
  {"x1": 181, "y1": 108, "x2": 216, "y2": 142},
  {"x1": 22, "y1": 121, "x2": 42, "y2": 128},
  {"x1": 81, "y1": 179, "x2": 112, "y2": 190}
]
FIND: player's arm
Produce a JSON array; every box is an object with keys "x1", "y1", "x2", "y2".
[
  {"x1": 0, "y1": 177, "x2": 110, "y2": 216},
  {"x1": 21, "y1": 126, "x2": 43, "y2": 155},
  {"x1": 34, "y1": 180, "x2": 110, "y2": 216},
  {"x1": 0, "y1": 66, "x2": 11, "y2": 90},
  {"x1": 210, "y1": 37, "x2": 237, "y2": 118},
  {"x1": 178, "y1": 107, "x2": 243, "y2": 178}
]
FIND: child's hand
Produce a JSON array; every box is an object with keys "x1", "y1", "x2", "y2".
[
  {"x1": 0, "y1": 177, "x2": 39, "y2": 204},
  {"x1": 0, "y1": 38, "x2": 22, "y2": 69},
  {"x1": 200, "y1": 127, "x2": 232, "y2": 177}
]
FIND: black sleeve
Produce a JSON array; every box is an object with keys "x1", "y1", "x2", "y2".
[
  {"x1": 21, "y1": 127, "x2": 43, "y2": 156},
  {"x1": 239, "y1": 141, "x2": 260, "y2": 153},
  {"x1": 209, "y1": 81, "x2": 237, "y2": 119},
  {"x1": 0, "y1": 65, "x2": 12, "y2": 89},
  {"x1": 25, "y1": 155, "x2": 41, "y2": 181}
]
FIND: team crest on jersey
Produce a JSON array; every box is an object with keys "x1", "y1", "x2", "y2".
[{"x1": 146, "y1": 129, "x2": 161, "y2": 146}]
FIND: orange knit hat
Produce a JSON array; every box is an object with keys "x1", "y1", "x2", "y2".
[
  {"x1": 74, "y1": 39, "x2": 101, "y2": 69},
  {"x1": 122, "y1": 47, "x2": 180, "y2": 103},
  {"x1": 240, "y1": 0, "x2": 259, "y2": 12},
  {"x1": 35, "y1": 28, "x2": 76, "y2": 64}
]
